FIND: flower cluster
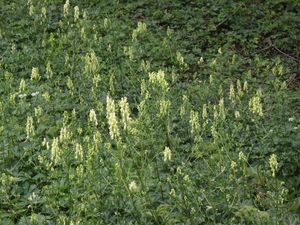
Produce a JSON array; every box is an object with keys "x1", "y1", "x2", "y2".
[
  {"x1": 59, "y1": 126, "x2": 71, "y2": 142},
  {"x1": 119, "y1": 97, "x2": 131, "y2": 130},
  {"x1": 149, "y1": 70, "x2": 168, "y2": 92},
  {"x1": 63, "y1": 0, "x2": 70, "y2": 17},
  {"x1": 249, "y1": 92, "x2": 263, "y2": 117},
  {"x1": 132, "y1": 22, "x2": 147, "y2": 41},
  {"x1": 19, "y1": 79, "x2": 26, "y2": 92},
  {"x1": 189, "y1": 110, "x2": 200, "y2": 136},
  {"x1": 51, "y1": 138, "x2": 60, "y2": 165},
  {"x1": 176, "y1": 51, "x2": 187, "y2": 68},
  {"x1": 269, "y1": 154, "x2": 278, "y2": 177},
  {"x1": 31, "y1": 67, "x2": 40, "y2": 80},
  {"x1": 83, "y1": 51, "x2": 99, "y2": 76},
  {"x1": 129, "y1": 181, "x2": 138, "y2": 192},
  {"x1": 163, "y1": 146, "x2": 172, "y2": 162},
  {"x1": 159, "y1": 99, "x2": 171, "y2": 117},
  {"x1": 74, "y1": 6, "x2": 80, "y2": 22},
  {"x1": 106, "y1": 95, "x2": 119, "y2": 140},
  {"x1": 75, "y1": 143, "x2": 83, "y2": 161},
  {"x1": 26, "y1": 116, "x2": 35, "y2": 139},
  {"x1": 180, "y1": 95, "x2": 189, "y2": 118},
  {"x1": 89, "y1": 109, "x2": 98, "y2": 126}
]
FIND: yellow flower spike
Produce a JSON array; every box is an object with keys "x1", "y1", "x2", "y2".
[
  {"x1": 19, "y1": 79, "x2": 26, "y2": 92},
  {"x1": 202, "y1": 104, "x2": 208, "y2": 120},
  {"x1": 75, "y1": 143, "x2": 83, "y2": 161},
  {"x1": 59, "y1": 126, "x2": 70, "y2": 142},
  {"x1": 269, "y1": 154, "x2": 279, "y2": 177},
  {"x1": 31, "y1": 67, "x2": 40, "y2": 80},
  {"x1": 159, "y1": 99, "x2": 171, "y2": 117},
  {"x1": 163, "y1": 146, "x2": 172, "y2": 162},
  {"x1": 237, "y1": 79, "x2": 243, "y2": 97},
  {"x1": 169, "y1": 188, "x2": 176, "y2": 197},
  {"x1": 89, "y1": 109, "x2": 98, "y2": 126},
  {"x1": 149, "y1": 70, "x2": 169, "y2": 92},
  {"x1": 119, "y1": 97, "x2": 131, "y2": 130},
  {"x1": 26, "y1": 116, "x2": 35, "y2": 139},
  {"x1": 229, "y1": 83, "x2": 235, "y2": 102},
  {"x1": 63, "y1": 0, "x2": 70, "y2": 17},
  {"x1": 238, "y1": 151, "x2": 245, "y2": 161},
  {"x1": 218, "y1": 98, "x2": 226, "y2": 120},
  {"x1": 41, "y1": 7, "x2": 47, "y2": 20},
  {"x1": 235, "y1": 111, "x2": 240, "y2": 119},
  {"x1": 132, "y1": 22, "x2": 147, "y2": 41},
  {"x1": 74, "y1": 6, "x2": 80, "y2": 22},
  {"x1": 51, "y1": 138, "x2": 60, "y2": 165},
  {"x1": 129, "y1": 181, "x2": 138, "y2": 193},
  {"x1": 179, "y1": 95, "x2": 188, "y2": 119},
  {"x1": 249, "y1": 93, "x2": 263, "y2": 117},
  {"x1": 189, "y1": 110, "x2": 200, "y2": 136},
  {"x1": 106, "y1": 95, "x2": 119, "y2": 140},
  {"x1": 243, "y1": 80, "x2": 248, "y2": 92},
  {"x1": 46, "y1": 62, "x2": 53, "y2": 79}
]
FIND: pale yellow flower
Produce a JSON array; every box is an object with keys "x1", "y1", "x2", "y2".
[
  {"x1": 129, "y1": 181, "x2": 138, "y2": 192},
  {"x1": 163, "y1": 146, "x2": 172, "y2": 162}
]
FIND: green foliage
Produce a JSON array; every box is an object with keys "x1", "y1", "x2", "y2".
[{"x1": 0, "y1": 0, "x2": 299, "y2": 224}]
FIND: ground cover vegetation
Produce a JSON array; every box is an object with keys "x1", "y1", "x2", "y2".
[{"x1": 0, "y1": 0, "x2": 299, "y2": 224}]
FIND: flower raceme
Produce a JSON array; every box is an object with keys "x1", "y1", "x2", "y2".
[
  {"x1": 132, "y1": 22, "x2": 147, "y2": 41},
  {"x1": 26, "y1": 116, "x2": 35, "y2": 139},
  {"x1": 189, "y1": 110, "x2": 200, "y2": 136},
  {"x1": 51, "y1": 138, "x2": 60, "y2": 165},
  {"x1": 89, "y1": 109, "x2": 98, "y2": 126},
  {"x1": 83, "y1": 51, "x2": 99, "y2": 76},
  {"x1": 249, "y1": 92, "x2": 263, "y2": 117},
  {"x1": 106, "y1": 95, "x2": 119, "y2": 140},
  {"x1": 19, "y1": 79, "x2": 26, "y2": 92},
  {"x1": 269, "y1": 154, "x2": 279, "y2": 177},
  {"x1": 31, "y1": 67, "x2": 40, "y2": 80},
  {"x1": 63, "y1": 0, "x2": 70, "y2": 17},
  {"x1": 163, "y1": 146, "x2": 172, "y2": 162},
  {"x1": 149, "y1": 70, "x2": 168, "y2": 93},
  {"x1": 129, "y1": 181, "x2": 138, "y2": 192},
  {"x1": 119, "y1": 97, "x2": 131, "y2": 130},
  {"x1": 74, "y1": 6, "x2": 80, "y2": 22},
  {"x1": 159, "y1": 99, "x2": 171, "y2": 117}
]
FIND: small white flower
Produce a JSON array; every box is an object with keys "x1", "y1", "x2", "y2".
[
  {"x1": 288, "y1": 117, "x2": 295, "y2": 122},
  {"x1": 31, "y1": 91, "x2": 40, "y2": 97},
  {"x1": 18, "y1": 93, "x2": 27, "y2": 98},
  {"x1": 206, "y1": 206, "x2": 213, "y2": 211},
  {"x1": 197, "y1": 57, "x2": 204, "y2": 65}
]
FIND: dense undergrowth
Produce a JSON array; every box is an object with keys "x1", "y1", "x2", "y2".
[{"x1": 0, "y1": 0, "x2": 299, "y2": 224}]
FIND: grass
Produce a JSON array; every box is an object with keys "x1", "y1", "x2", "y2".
[{"x1": 0, "y1": 0, "x2": 299, "y2": 224}]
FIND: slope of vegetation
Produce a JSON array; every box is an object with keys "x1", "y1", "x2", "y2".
[{"x1": 0, "y1": 0, "x2": 299, "y2": 224}]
